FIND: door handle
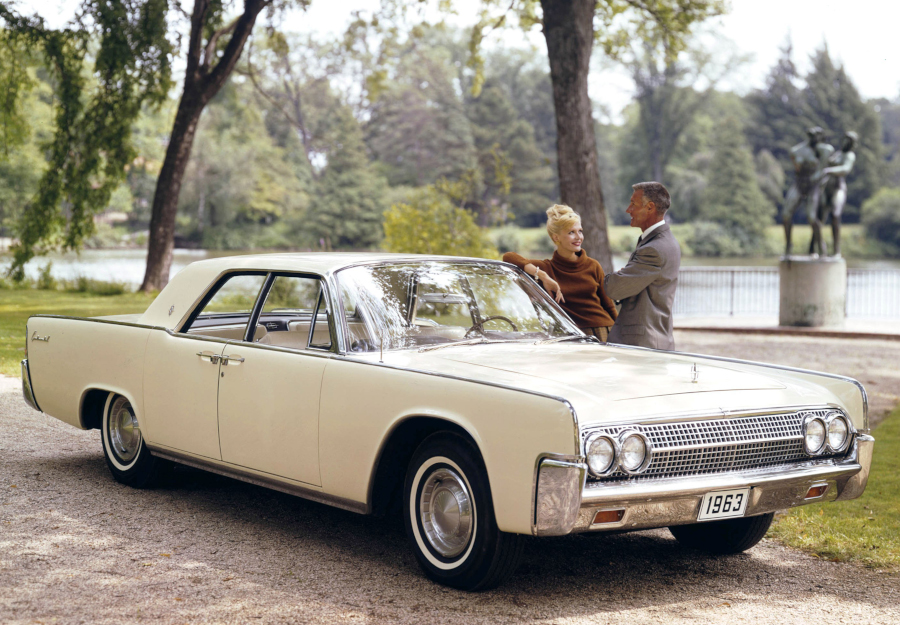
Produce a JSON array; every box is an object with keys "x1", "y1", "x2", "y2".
[
  {"x1": 197, "y1": 351, "x2": 221, "y2": 365},
  {"x1": 222, "y1": 354, "x2": 244, "y2": 366}
]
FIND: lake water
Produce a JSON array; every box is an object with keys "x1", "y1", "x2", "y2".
[{"x1": 2, "y1": 249, "x2": 899, "y2": 319}]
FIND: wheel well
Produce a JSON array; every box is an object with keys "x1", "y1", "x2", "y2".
[
  {"x1": 81, "y1": 389, "x2": 111, "y2": 430},
  {"x1": 369, "y1": 417, "x2": 478, "y2": 518}
]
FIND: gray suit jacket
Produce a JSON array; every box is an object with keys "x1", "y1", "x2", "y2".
[{"x1": 604, "y1": 223, "x2": 681, "y2": 350}]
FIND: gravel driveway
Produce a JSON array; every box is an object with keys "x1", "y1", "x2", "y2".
[{"x1": 2, "y1": 333, "x2": 898, "y2": 624}]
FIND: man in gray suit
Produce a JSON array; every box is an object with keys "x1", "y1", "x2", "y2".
[{"x1": 604, "y1": 181, "x2": 681, "y2": 350}]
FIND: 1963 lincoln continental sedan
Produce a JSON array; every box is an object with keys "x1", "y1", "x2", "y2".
[{"x1": 21, "y1": 253, "x2": 873, "y2": 589}]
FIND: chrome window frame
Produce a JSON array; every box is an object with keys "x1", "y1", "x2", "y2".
[{"x1": 177, "y1": 269, "x2": 343, "y2": 355}]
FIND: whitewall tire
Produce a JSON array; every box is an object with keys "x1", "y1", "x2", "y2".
[
  {"x1": 100, "y1": 393, "x2": 165, "y2": 488},
  {"x1": 403, "y1": 433, "x2": 523, "y2": 590}
]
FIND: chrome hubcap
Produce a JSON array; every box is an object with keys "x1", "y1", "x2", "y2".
[
  {"x1": 109, "y1": 397, "x2": 141, "y2": 463},
  {"x1": 419, "y1": 467, "x2": 473, "y2": 558}
]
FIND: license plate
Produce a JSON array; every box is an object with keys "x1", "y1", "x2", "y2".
[{"x1": 697, "y1": 488, "x2": 749, "y2": 521}]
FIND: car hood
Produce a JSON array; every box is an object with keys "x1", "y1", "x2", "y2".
[{"x1": 379, "y1": 341, "x2": 845, "y2": 428}]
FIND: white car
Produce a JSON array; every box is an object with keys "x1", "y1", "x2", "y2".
[{"x1": 22, "y1": 253, "x2": 873, "y2": 589}]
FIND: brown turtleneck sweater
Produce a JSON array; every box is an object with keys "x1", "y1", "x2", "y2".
[{"x1": 503, "y1": 250, "x2": 618, "y2": 329}]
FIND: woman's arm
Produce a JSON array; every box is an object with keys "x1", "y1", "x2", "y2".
[{"x1": 502, "y1": 253, "x2": 564, "y2": 303}]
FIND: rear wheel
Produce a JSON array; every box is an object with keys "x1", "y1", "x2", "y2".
[
  {"x1": 101, "y1": 393, "x2": 165, "y2": 488},
  {"x1": 669, "y1": 512, "x2": 775, "y2": 554},
  {"x1": 404, "y1": 433, "x2": 524, "y2": 590}
]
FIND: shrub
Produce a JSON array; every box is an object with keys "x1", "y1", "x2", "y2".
[
  {"x1": 383, "y1": 188, "x2": 497, "y2": 258},
  {"x1": 492, "y1": 226, "x2": 521, "y2": 255},
  {"x1": 64, "y1": 276, "x2": 129, "y2": 296},
  {"x1": 862, "y1": 187, "x2": 900, "y2": 252},
  {"x1": 686, "y1": 222, "x2": 745, "y2": 257},
  {"x1": 37, "y1": 262, "x2": 57, "y2": 290}
]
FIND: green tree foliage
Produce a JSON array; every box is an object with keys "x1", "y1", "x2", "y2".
[
  {"x1": 802, "y1": 46, "x2": 883, "y2": 219},
  {"x1": 365, "y1": 33, "x2": 476, "y2": 187},
  {"x1": 0, "y1": 0, "x2": 173, "y2": 279},
  {"x1": 872, "y1": 96, "x2": 900, "y2": 188},
  {"x1": 178, "y1": 80, "x2": 309, "y2": 249},
  {"x1": 744, "y1": 41, "x2": 806, "y2": 169},
  {"x1": 0, "y1": 56, "x2": 51, "y2": 236},
  {"x1": 861, "y1": 187, "x2": 900, "y2": 252},
  {"x1": 695, "y1": 115, "x2": 773, "y2": 254},
  {"x1": 0, "y1": 30, "x2": 33, "y2": 154},
  {"x1": 465, "y1": 81, "x2": 554, "y2": 226},
  {"x1": 480, "y1": 48, "x2": 558, "y2": 195},
  {"x1": 383, "y1": 183, "x2": 497, "y2": 258},
  {"x1": 312, "y1": 107, "x2": 389, "y2": 249}
]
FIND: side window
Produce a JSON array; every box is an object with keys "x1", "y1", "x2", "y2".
[
  {"x1": 184, "y1": 274, "x2": 267, "y2": 340},
  {"x1": 256, "y1": 276, "x2": 333, "y2": 351}
]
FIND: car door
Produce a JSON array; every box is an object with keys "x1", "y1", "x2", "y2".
[
  {"x1": 143, "y1": 273, "x2": 267, "y2": 460},
  {"x1": 216, "y1": 275, "x2": 334, "y2": 486}
]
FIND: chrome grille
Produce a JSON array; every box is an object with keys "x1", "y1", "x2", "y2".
[{"x1": 584, "y1": 408, "x2": 847, "y2": 482}]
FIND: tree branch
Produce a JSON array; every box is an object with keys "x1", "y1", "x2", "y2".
[{"x1": 201, "y1": 16, "x2": 239, "y2": 74}]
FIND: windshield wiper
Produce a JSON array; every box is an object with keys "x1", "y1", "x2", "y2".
[
  {"x1": 418, "y1": 338, "x2": 518, "y2": 353},
  {"x1": 533, "y1": 335, "x2": 599, "y2": 345}
]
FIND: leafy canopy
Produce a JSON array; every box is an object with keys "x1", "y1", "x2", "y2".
[{"x1": 0, "y1": 0, "x2": 173, "y2": 280}]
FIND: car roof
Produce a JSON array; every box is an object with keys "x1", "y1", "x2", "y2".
[{"x1": 139, "y1": 252, "x2": 506, "y2": 329}]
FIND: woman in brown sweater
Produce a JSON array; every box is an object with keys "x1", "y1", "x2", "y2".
[{"x1": 503, "y1": 204, "x2": 618, "y2": 341}]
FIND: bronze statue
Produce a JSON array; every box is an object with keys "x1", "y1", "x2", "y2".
[
  {"x1": 782, "y1": 127, "x2": 822, "y2": 256},
  {"x1": 811, "y1": 131, "x2": 857, "y2": 258},
  {"x1": 807, "y1": 128, "x2": 835, "y2": 256}
]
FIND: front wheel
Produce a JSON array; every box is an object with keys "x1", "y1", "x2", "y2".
[
  {"x1": 404, "y1": 433, "x2": 524, "y2": 590},
  {"x1": 669, "y1": 512, "x2": 775, "y2": 554},
  {"x1": 101, "y1": 393, "x2": 166, "y2": 488}
]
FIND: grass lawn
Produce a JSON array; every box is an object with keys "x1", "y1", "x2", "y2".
[
  {"x1": 0, "y1": 289, "x2": 153, "y2": 377},
  {"x1": 771, "y1": 406, "x2": 900, "y2": 570}
]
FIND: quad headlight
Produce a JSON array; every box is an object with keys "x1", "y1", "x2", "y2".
[
  {"x1": 803, "y1": 411, "x2": 853, "y2": 456},
  {"x1": 802, "y1": 414, "x2": 827, "y2": 455},
  {"x1": 585, "y1": 434, "x2": 617, "y2": 476},
  {"x1": 584, "y1": 429, "x2": 653, "y2": 476},
  {"x1": 825, "y1": 412, "x2": 850, "y2": 452},
  {"x1": 617, "y1": 430, "x2": 652, "y2": 474}
]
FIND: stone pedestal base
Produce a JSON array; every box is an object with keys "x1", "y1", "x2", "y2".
[{"x1": 779, "y1": 256, "x2": 846, "y2": 327}]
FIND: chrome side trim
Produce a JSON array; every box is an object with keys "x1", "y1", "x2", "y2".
[
  {"x1": 30, "y1": 314, "x2": 163, "y2": 331},
  {"x1": 21, "y1": 359, "x2": 41, "y2": 412},
  {"x1": 148, "y1": 446, "x2": 367, "y2": 514},
  {"x1": 533, "y1": 456, "x2": 587, "y2": 536},
  {"x1": 609, "y1": 343, "x2": 870, "y2": 432}
]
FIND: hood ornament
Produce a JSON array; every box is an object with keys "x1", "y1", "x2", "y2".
[
  {"x1": 691, "y1": 363, "x2": 699, "y2": 383},
  {"x1": 168, "y1": 305, "x2": 175, "y2": 316}
]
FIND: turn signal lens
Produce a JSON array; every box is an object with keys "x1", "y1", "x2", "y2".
[
  {"x1": 805, "y1": 484, "x2": 828, "y2": 499},
  {"x1": 586, "y1": 435, "x2": 616, "y2": 476},
  {"x1": 620, "y1": 433, "x2": 647, "y2": 472},
  {"x1": 827, "y1": 415, "x2": 849, "y2": 451},
  {"x1": 804, "y1": 417, "x2": 826, "y2": 454},
  {"x1": 593, "y1": 509, "x2": 625, "y2": 525}
]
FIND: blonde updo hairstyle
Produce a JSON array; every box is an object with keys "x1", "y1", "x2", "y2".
[{"x1": 545, "y1": 204, "x2": 581, "y2": 245}]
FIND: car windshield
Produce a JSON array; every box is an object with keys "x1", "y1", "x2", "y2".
[{"x1": 335, "y1": 262, "x2": 582, "y2": 352}]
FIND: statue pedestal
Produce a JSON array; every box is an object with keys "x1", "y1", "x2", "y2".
[{"x1": 779, "y1": 256, "x2": 846, "y2": 327}]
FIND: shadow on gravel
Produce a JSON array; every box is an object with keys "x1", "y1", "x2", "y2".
[{"x1": 6, "y1": 444, "x2": 895, "y2": 623}]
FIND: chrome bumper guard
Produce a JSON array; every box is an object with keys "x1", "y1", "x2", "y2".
[
  {"x1": 21, "y1": 358, "x2": 41, "y2": 412},
  {"x1": 534, "y1": 434, "x2": 873, "y2": 537}
]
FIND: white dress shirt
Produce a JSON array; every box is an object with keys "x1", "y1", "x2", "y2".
[{"x1": 639, "y1": 219, "x2": 665, "y2": 243}]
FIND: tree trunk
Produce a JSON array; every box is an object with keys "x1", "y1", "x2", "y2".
[
  {"x1": 541, "y1": 0, "x2": 612, "y2": 273},
  {"x1": 140, "y1": 97, "x2": 204, "y2": 291},
  {"x1": 140, "y1": 0, "x2": 268, "y2": 292}
]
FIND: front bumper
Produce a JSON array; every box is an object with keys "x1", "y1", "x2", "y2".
[
  {"x1": 21, "y1": 359, "x2": 41, "y2": 412},
  {"x1": 534, "y1": 433, "x2": 873, "y2": 536}
]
